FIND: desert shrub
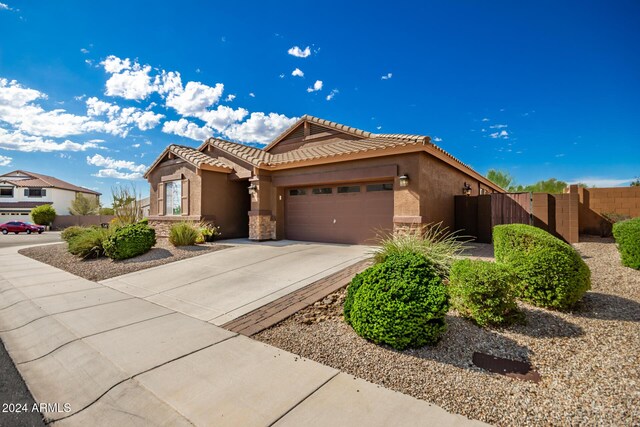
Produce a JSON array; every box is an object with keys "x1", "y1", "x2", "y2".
[
  {"x1": 68, "y1": 227, "x2": 112, "y2": 259},
  {"x1": 61, "y1": 226, "x2": 91, "y2": 242},
  {"x1": 348, "y1": 252, "x2": 449, "y2": 350},
  {"x1": 613, "y1": 217, "x2": 640, "y2": 270},
  {"x1": 493, "y1": 224, "x2": 591, "y2": 309},
  {"x1": 103, "y1": 222, "x2": 156, "y2": 260},
  {"x1": 343, "y1": 268, "x2": 374, "y2": 326},
  {"x1": 372, "y1": 223, "x2": 466, "y2": 278},
  {"x1": 31, "y1": 204, "x2": 56, "y2": 225},
  {"x1": 169, "y1": 221, "x2": 199, "y2": 246},
  {"x1": 449, "y1": 259, "x2": 522, "y2": 327}
]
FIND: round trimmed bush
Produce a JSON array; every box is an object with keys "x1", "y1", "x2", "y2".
[
  {"x1": 344, "y1": 268, "x2": 374, "y2": 326},
  {"x1": 613, "y1": 217, "x2": 640, "y2": 270},
  {"x1": 449, "y1": 259, "x2": 521, "y2": 327},
  {"x1": 493, "y1": 224, "x2": 591, "y2": 309},
  {"x1": 103, "y1": 222, "x2": 156, "y2": 260},
  {"x1": 348, "y1": 252, "x2": 449, "y2": 350}
]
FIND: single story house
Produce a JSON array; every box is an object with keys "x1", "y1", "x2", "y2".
[
  {"x1": 145, "y1": 115, "x2": 503, "y2": 244},
  {"x1": 0, "y1": 170, "x2": 101, "y2": 222}
]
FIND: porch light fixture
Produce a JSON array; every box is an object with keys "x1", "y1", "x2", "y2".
[
  {"x1": 399, "y1": 174, "x2": 409, "y2": 187},
  {"x1": 248, "y1": 183, "x2": 258, "y2": 195},
  {"x1": 463, "y1": 182, "x2": 472, "y2": 196}
]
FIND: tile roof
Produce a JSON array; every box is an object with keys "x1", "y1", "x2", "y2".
[
  {"x1": 168, "y1": 144, "x2": 233, "y2": 170},
  {"x1": 0, "y1": 171, "x2": 100, "y2": 195},
  {"x1": 205, "y1": 138, "x2": 273, "y2": 167},
  {"x1": 0, "y1": 201, "x2": 51, "y2": 209}
]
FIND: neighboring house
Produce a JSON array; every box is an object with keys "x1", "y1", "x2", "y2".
[
  {"x1": 145, "y1": 115, "x2": 503, "y2": 244},
  {"x1": 0, "y1": 170, "x2": 101, "y2": 222},
  {"x1": 138, "y1": 197, "x2": 150, "y2": 218}
]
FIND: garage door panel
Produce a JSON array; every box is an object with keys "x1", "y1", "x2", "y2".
[{"x1": 285, "y1": 183, "x2": 393, "y2": 244}]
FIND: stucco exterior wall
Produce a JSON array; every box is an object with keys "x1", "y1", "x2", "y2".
[
  {"x1": 420, "y1": 154, "x2": 494, "y2": 230},
  {"x1": 148, "y1": 160, "x2": 201, "y2": 217},
  {"x1": 200, "y1": 170, "x2": 250, "y2": 238}
]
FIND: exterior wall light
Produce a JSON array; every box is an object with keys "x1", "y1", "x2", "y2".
[
  {"x1": 463, "y1": 182, "x2": 472, "y2": 196},
  {"x1": 399, "y1": 174, "x2": 409, "y2": 187},
  {"x1": 248, "y1": 183, "x2": 258, "y2": 195}
]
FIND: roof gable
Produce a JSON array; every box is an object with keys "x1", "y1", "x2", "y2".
[
  {"x1": 143, "y1": 144, "x2": 234, "y2": 178},
  {"x1": 263, "y1": 115, "x2": 372, "y2": 153}
]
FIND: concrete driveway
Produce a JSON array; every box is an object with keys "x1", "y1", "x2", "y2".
[
  {"x1": 0, "y1": 243, "x2": 485, "y2": 426},
  {"x1": 101, "y1": 239, "x2": 371, "y2": 325}
]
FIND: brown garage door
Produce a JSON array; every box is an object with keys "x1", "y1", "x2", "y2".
[{"x1": 285, "y1": 182, "x2": 394, "y2": 244}]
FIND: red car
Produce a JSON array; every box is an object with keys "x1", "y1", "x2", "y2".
[{"x1": 0, "y1": 221, "x2": 45, "y2": 235}]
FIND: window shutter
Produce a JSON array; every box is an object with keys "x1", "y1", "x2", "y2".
[
  {"x1": 24, "y1": 189, "x2": 28, "y2": 196},
  {"x1": 181, "y1": 179, "x2": 189, "y2": 215},
  {"x1": 42, "y1": 189, "x2": 46, "y2": 197},
  {"x1": 157, "y1": 182, "x2": 165, "y2": 215}
]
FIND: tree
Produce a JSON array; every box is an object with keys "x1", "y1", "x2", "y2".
[
  {"x1": 99, "y1": 207, "x2": 115, "y2": 215},
  {"x1": 523, "y1": 178, "x2": 568, "y2": 194},
  {"x1": 631, "y1": 178, "x2": 640, "y2": 187},
  {"x1": 31, "y1": 204, "x2": 56, "y2": 226},
  {"x1": 486, "y1": 169, "x2": 514, "y2": 190},
  {"x1": 69, "y1": 193, "x2": 100, "y2": 215},
  {"x1": 112, "y1": 184, "x2": 142, "y2": 225}
]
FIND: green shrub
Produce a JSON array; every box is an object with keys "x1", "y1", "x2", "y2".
[
  {"x1": 348, "y1": 252, "x2": 449, "y2": 350},
  {"x1": 449, "y1": 259, "x2": 522, "y2": 327},
  {"x1": 372, "y1": 223, "x2": 466, "y2": 278},
  {"x1": 103, "y1": 222, "x2": 156, "y2": 260},
  {"x1": 613, "y1": 217, "x2": 640, "y2": 270},
  {"x1": 68, "y1": 227, "x2": 112, "y2": 259},
  {"x1": 169, "y1": 221, "x2": 199, "y2": 246},
  {"x1": 61, "y1": 226, "x2": 91, "y2": 242},
  {"x1": 493, "y1": 224, "x2": 591, "y2": 309},
  {"x1": 31, "y1": 204, "x2": 56, "y2": 225},
  {"x1": 344, "y1": 269, "x2": 374, "y2": 326}
]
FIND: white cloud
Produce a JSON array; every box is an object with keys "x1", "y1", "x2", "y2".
[
  {"x1": 307, "y1": 80, "x2": 323, "y2": 92},
  {"x1": 85, "y1": 97, "x2": 164, "y2": 136},
  {"x1": 226, "y1": 94, "x2": 236, "y2": 102},
  {"x1": 224, "y1": 112, "x2": 298, "y2": 144},
  {"x1": 74, "y1": 94, "x2": 86, "y2": 101},
  {"x1": 162, "y1": 119, "x2": 212, "y2": 141},
  {"x1": 287, "y1": 46, "x2": 311, "y2": 58},
  {"x1": 381, "y1": 73, "x2": 393, "y2": 80},
  {"x1": 0, "y1": 3, "x2": 11, "y2": 10},
  {"x1": 489, "y1": 130, "x2": 509, "y2": 139},
  {"x1": 569, "y1": 178, "x2": 636, "y2": 188},
  {"x1": 80, "y1": 48, "x2": 89, "y2": 54},
  {"x1": 0, "y1": 129, "x2": 101, "y2": 152},
  {"x1": 489, "y1": 124, "x2": 508, "y2": 129},
  {"x1": 279, "y1": 74, "x2": 285, "y2": 79},
  {"x1": 165, "y1": 81, "x2": 224, "y2": 116},
  {"x1": 101, "y1": 55, "x2": 131, "y2": 74},
  {"x1": 481, "y1": 118, "x2": 490, "y2": 122},
  {"x1": 433, "y1": 137, "x2": 443, "y2": 142},
  {"x1": 104, "y1": 64, "x2": 156, "y2": 100},
  {"x1": 291, "y1": 68, "x2": 304, "y2": 77},
  {"x1": 0, "y1": 155, "x2": 12, "y2": 166},
  {"x1": 92, "y1": 169, "x2": 143, "y2": 180},
  {"x1": 326, "y1": 89, "x2": 339, "y2": 101},
  {"x1": 197, "y1": 105, "x2": 248, "y2": 132},
  {"x1": 132, "y1": 143, "x2": 140, "y2": 148},
  {"x1": 249, "y1": 92, "x2": 255, "y2": 98},
  {"x1": 86, "y1": 154, "x2": 146, "y2": 173}
]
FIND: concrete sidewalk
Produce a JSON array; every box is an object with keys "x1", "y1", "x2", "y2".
[
  {"x1": 101, "y1": 239, "x2": 372, "y2": 325},
  {"x1": 0, "y1": 246, "x2": 487, "y2": 426}
]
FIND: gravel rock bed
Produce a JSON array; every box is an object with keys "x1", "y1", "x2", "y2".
[
  {"x1": 255, "y1": 236, "x2": 640, "y2": 426},
  {"x1": 19, "y1": 239, "x2": 228, "y2": 281}
]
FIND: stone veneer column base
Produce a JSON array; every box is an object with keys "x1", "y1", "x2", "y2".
[
  {"x1": 148, "y1": 216, "x2": 202, "y2": 238},
  {"x1": 249, "y1": 214, "x2": 275, "y2": 241},
  {"x1": 393, "y1": 222, "x2": 426, "y2": 237}
]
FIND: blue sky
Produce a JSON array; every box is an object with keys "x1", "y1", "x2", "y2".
[{"x1": 1, "y1": 1, "x2": 638, "y2": 203}]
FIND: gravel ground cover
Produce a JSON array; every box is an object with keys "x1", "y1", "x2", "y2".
[
  {"x1": 18, "y1": 239, "x2": 228, "y2": 281},
  {"x1": 256, "y1": 236, "x2": 640, "y2": 426}
]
